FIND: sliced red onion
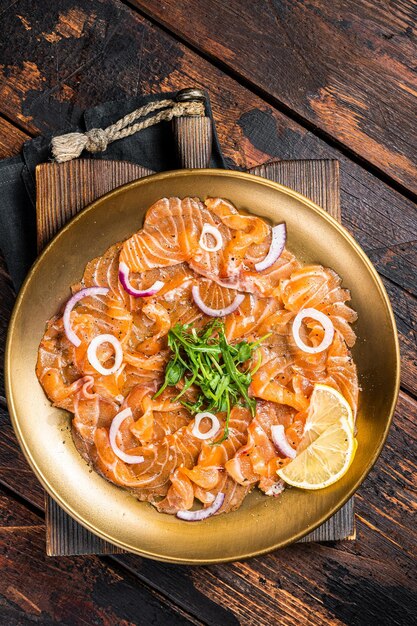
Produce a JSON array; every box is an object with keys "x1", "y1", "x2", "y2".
[
  {"x1": 109, "y1": 407, "x2": 144, "y2": 464},
  {"x1": 63, "y1": 287, "x2": 109, "y2": 347},
  {"x1": 254, "y1": 223, "x2": 286, "y2": 272},
  {"x1": 199, "y1": 223, "x2": 223, "y2": 252},
  {"x1": 118, "y1": 261, "x2": 164, "y2": 298},
  {"x1": 292, "y1": 307, "x2": 334, "y2": 354},
  {"x1": 192, "y1": 285, "x2": 245, "y2": 318},
  {"x1": 192, "y1": 412, "x2": 221, "y2": 440},
  {"x1": 177, "y1": 492, "x2": 225, "y2": 521},
  {"x1": 271, "y1": 425, "x2": 296, "y2": 459},
  {"x1": 87, "y1": 334, "x2": 123, "y2": 376}
]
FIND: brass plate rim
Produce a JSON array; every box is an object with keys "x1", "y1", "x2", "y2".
[{"x1": 5, "y1": 168, "x2": 400, "y2": 564}]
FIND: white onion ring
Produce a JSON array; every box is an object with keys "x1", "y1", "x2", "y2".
[
  {"x1": 292, "y1": 307, "x2": 334, "y2": 354},
  {"x1": 271, "y1": 425, "x2": 296, "y2": 459},
  {"x1": 63, "y1": 287, "x2": 109, "y2": 347},
  {"x1": 254, "y1": 223, "x2": 286, "y2": 272},
  {"x1": 199, "y1": 223, "x2": 223, "y2": 252},
  {"x1": 109, "y1": 407, "x2": 144, "y2": 464},
  {"x1": 192, "y1": 285, "x2": 245, "y2": 317},
  {"x1": 192, "y1": 412, "x2": 221, "y2": 440},
  {"x1": 87, "y1": 334, "x2": 123, "y2": 376},
  {"x1": 118, "y1": 262, "x2": 164, "y2": 297},
  {"x1": 177, "y1": 492, "x2": 225, "y2": 521}
]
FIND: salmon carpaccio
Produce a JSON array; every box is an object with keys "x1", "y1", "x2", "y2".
[{"x1": 36, "y1": 197, "x2": 359, "y2": 517}]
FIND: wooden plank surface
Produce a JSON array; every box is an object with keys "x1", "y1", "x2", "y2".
[
  {"x1": 0, "y1": 116, "x2": 28, "y2": 159},
  {"x1": 251, "y1": 160, "x2": 340, "y2": 221},
  {"x1": 0, "y1": 483, "x2": 200, "y2": 625},
  {"x1": 37, "y1": 159, "x2": 152, "y2": 250},
  {"x1": 133, "y1": 0, "x2": 417, "y2": 195},
  {"x1": 0, "y1": 1, "x2": 415, "y2": 624}
]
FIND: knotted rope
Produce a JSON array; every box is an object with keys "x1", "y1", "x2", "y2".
[{"x1": 51, "y1": 98, "x2": 205, "y2": 163}]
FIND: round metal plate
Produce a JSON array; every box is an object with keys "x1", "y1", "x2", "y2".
[{"x1": 5, "y1": 169, "x2": 400, "y2": 563}]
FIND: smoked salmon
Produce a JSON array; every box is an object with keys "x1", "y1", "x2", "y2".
[{"x1": 36, "y1": 196, "x2": 359, "y2": 518}]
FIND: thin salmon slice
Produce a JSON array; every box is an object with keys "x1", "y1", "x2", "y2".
[
  {"x1": 36, "y1": 290, "x2": 133, "y2": 408},
  {"x1": 225, "y1": 402, "x2": 299, "y2": 494},
  {"x1": 155, "y1": 406, "x2": 251, "y2": 513},
  {"x1": 93, "y1": 419, "x2": 203, "y2": 499},
  {"x1": 126, "y1": 385, "x2": 191, "y2": 444},
  {"x1": 191, "y1": 197, "x2": 269, "y2": 283},
  {"x1": 238, "y1": 250, "x2": 301, "y2": 298},
  {"x1": 78, "y1": 243, "x2": 129, "y2": 305},
  {"x1": 281, "y1": 265, "x2": 358, "y2": 347},
  {"x1": 120, "y1": 197, "x2": 210, "y2": 271}
]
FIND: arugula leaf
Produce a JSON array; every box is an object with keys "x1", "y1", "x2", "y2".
[{"x1": 153, "y1": 320, "x2": 270, "y2": 442}]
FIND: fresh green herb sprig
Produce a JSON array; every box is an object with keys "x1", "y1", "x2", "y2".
[{"x1": 153, "y1": 320, "x2": 270, "y2": 443}]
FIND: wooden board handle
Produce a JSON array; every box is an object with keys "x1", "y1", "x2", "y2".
[{"x1": 173, "y1": 88, "x2": 212, "y2": 168}]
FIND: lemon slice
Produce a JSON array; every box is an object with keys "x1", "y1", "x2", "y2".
[
  {"x1": 277, "y1": 417, "x2": 357, "y2": 490},
  {"x1": 300, "y1": 383, "x2": 354, "y2": 451}
]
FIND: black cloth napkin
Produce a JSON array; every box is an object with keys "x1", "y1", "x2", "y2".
[{"x1": 0, "y1": 91, "x2": 226, "y2": 291}]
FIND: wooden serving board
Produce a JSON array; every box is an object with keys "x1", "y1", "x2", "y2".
[{"x1": 36, "y1": 157, "x2": 354, "y2": 556}]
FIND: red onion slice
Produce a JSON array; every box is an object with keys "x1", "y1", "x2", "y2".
[
  {"x1": 199, "y1": 223, "x2": 223, "y2": 252},
  {"x1": 87, "y1": 333, "x2": 123, "y2": 376},
  {"x1": 63, "y1": 287, "x2": 109, "y2": 347},
  {"x1": 118, "y1": 262, "x2": 164, "y2": 297},
  {"x1": 192, "y1": 412, "x2": 221, "y2": 440},
  {"x1": 177, "y1": 492, "x2": 225, "y2": 521},
  {"x1": 292, "y1": 307, "x2": 334, "y2": 354},
  {"x1": 254, "y1": 223, "x2": 286, "y2": 272},
  {"x1": 271, "y1": 425, "x2": 296, "y2": 459},
  {"x1": 192, "y1": 285, "x2": 245, "y2": 317},
  {"x1": 109, "y1": 407, "x2": 144, "y2": 464}
]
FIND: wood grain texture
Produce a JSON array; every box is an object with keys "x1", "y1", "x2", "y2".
[
  {"x1": 45, "y1": 492, "x2": 125, "y2": 556},
  {"x1": 38, "y1": 156, "x2": 353, "y2": 554},
  {"x1": 251, "y1": 159, "x2": 340, "y2": 221},
  {"x1": 0, "y1": 257, "x2": 15, "y2": 400},
  {"x1": 0, "y1": 406, "x2": 45, "y2": 508},
  {"x1": 174, "y1": 116, "x2": 213, "y2": 168},
  {"x1": 0, "y1": 116, "x2": 28, "y2": 159},
  {"x1": 0, "y1": 484, "x2": 200, "y2": 626},
  {"x1": 133, "y1": 0, "x2": 417, "y2": 194},
  {"x1": 36, "y1": 160, "x2": 152, "y2": 251}
]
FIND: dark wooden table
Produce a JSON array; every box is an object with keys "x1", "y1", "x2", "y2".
[{"x1": 0, "y1": 2, "x2": 416, "y2": 624}]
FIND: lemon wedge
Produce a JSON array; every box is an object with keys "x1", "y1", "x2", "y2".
[
  {"x1": 299, "y1": 383, "x2": 354, "y2": 452},
  {"x1": 277, "y1": 417, "x2": 357, "y2": 490}
]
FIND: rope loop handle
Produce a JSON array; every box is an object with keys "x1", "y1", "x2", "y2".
[{"x1": 51, "y1": 98, "x2": 205, "y2": 163}]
